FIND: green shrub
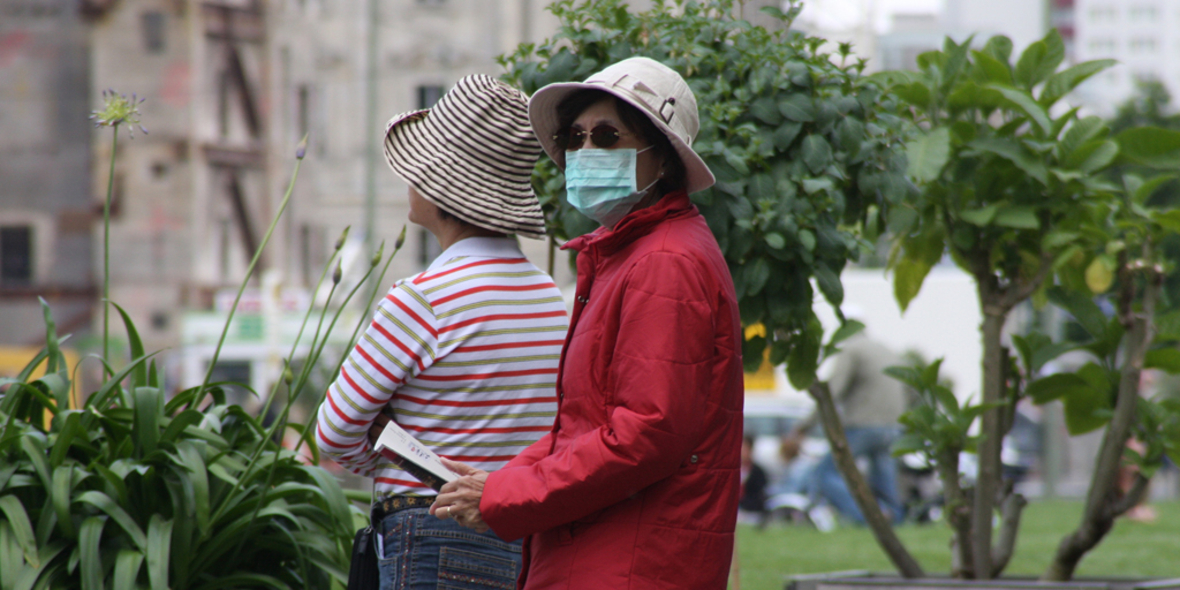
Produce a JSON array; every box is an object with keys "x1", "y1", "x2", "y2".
[{"x1": 0, "y1": 302, "x2": 355, "y2": 590}]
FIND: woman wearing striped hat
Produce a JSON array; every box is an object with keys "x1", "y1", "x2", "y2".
[
  {"x1": 432, "y1": 57, "x2": 745, "y2": 589},
  {"x1": 314, "y1": 74, "x2": 568, "y2": 590}
]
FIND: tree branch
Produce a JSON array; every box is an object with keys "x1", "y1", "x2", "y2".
[
  {"x1": 1109, "y1": 473, "x2": 1151, "y2": 519},
  {"x1": 991, "y1": 482, "x2": 1028, "y2": 577},
  {"x1": 1042, "y1": 260, "x2": 1160, "y2": 582},
  {"x1": 808, "y1": 381, "x2": 925, "y2": 578}
]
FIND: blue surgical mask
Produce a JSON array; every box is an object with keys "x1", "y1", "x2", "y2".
[{"x1": 565, "y1": 147, "x2": 658, "y2": 228}]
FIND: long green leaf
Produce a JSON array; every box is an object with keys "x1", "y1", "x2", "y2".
[
  {"x1": 146, "y1": 515, "x2": 172, "y2": 590},
  {"x1": 78, "y1": 516, "x2": 105, "y2": 590},
  {"x1": 76, "y1": 491, "x2": 146, "y2": 551},
  {"x1": 133, "y1": 387, "x2": 163, "y2": 457},
  {"x1": 86, "y1": 351, "x2": 159, "y2": 411},
  {"x1": 51, "y1": 466, "x2": 77, "y2": 539},
  {"x1": 15, "y1": 540, "x2": 68, "y2": 590},
  {"x1": 1, "y1": 521, "x2": 23, "y2": 590},
  {"x1": 110, "y1": 302, "x2": 147, "y2": 388},
  {"x1": 112, "y1": 550, "x2": 143, "y2": 590},
  {"x1": 173, "y1": 441, "x2": 211, "y2": 535},
  {"x1": 0, "y1": 496, "x2": 38, "y2": 567},
  {"x1": 48, "y1": 411, "x2": 82, "y2": 467},
  {"x1": 19, "y1": 436, "x2": 51, "y2": 490}
]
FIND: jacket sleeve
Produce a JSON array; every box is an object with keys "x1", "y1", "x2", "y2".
[
  {"x1": 315, "y1": 281, "x2": 438, "y2": 476},
  {"x1": 481, "y1": 252, "x2": 715, "y2": 541}
]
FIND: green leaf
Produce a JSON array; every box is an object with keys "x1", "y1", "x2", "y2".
[
  {"x1": 893, "y1": 255, "x2": 934, "y2": 313},
  {"x1": 76, "y1": 491, "x2": 146, "y2": 550},
  {"x1": 1117, "y1": 126, "x2": 1180, "y2": 168},
  {"x1": 133, "y1": 386, "x2": 162, "y2": 456},
  {"x1": 1027, "y1": 372, "x2": 1092, "y2": 404},
  {"x1": 972, "y1": 50, "x2": 1012, "y2": 85},
  {"x1": 1062, "y1": 380, "x2": 1111, "y2": 435},
  {"x1": 1063, "y1": 139, "x2": 1119, "y2": 173},
  {"x1": 773, "y1": 121, "x2": 803, "y2": 150},
  {"x1": 960, "y1": 204, "x2": 998, "y2": 226},
  {"x1": 78, "y1": 516, "x2": 105, "y2": 590},
  {"x1": 1014, "y1": 30, "x2": 1064, "y2": 90},
  {"x1": 778, "y1": 94, "x2": 815, "y2": 122},
  {"x1": 786, "y1": 321, "x2": 822, "y2": 390},
  {"x1": 1039, "y1": 59, "x2": 1116, "y2": 107},
  {"x1": 1132, "y1": 174, "x2": 1176, "y2": 205},
  {"x1": 989, "y1": 84, "x2": 1052, "y2": 135},
  {"x1": 746, "y1": 257, "x2": 771, "y2": 296},
  {"x1": 1145, "y1": 348, "x2": 1180, "y2": 374},
  {"x1": 146, "y1": 515, "x2": 172, "y2": 590},
  {"x1": 113, "y1": 550, "x2": 144, "y2": 590},
  {"x1": 993, "y1": 207, "x2": 1040, "y2": 230},
  {"x1": 1049, "y1": 287, "x2": 1108, "y2": 340},
  {"x1": 801, "y1": 135, "x2": 833, "y2": 174},
  {"x1": 750, "y1": 96, "x2": 782, "y2": 125},
  {"x1": 893, "y1": 82, "x2": 931, "y2": 108},
  {"x1": 905, "y1": 127, "x2": 951, "y2": 182},
  {"x1": 970, "y1": 137, "x2": 1048, "y2": 183},
  {"x1": 111, "y1": 302, "x2": 147, "y2": 388},
  {"x1": 0, "y1": 496, "x2": 38, "y2": 567},
  {"x1": 52, "y1": 466, "x2": 77, "y2": 539},
  {"x1": 814, "y1": 265, "x2": 843, "y2": 308},
  {"x1": 1059, "y1": 116, "x2": 1108, "y2": 160}
]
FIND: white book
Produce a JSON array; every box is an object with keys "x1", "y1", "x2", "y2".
[{"x1": 374, "y1": 421, "x2": 459, "y2": 491}]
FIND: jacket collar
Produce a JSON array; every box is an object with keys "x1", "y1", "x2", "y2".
[
  {"x1": 563, "y1": 191, "x2": 696, "y2": 255},
  {"x1": 427, "y1": 236, "x2": 524, "y2": 272}
]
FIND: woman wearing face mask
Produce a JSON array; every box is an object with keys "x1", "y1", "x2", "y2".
[{"x1": 430, "y1": 57, "x2": 745, "y2": 590}]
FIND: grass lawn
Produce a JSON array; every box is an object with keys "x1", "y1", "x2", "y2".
[{"x1": 733, "y1": 499, "x2": 1180, "y2": 590}]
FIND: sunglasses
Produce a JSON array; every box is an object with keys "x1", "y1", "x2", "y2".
[{"x1": 552, "y1": 124, "x2": 636, "y2": 151}]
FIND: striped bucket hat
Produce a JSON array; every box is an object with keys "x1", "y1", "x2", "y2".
[{"x1": 383, "y1": 75, "x2": 546, "y2": 239}]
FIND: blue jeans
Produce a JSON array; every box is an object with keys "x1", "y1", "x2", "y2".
[
  {"x1": 378, "y1": 507, "x2": 522, "y2": 590},
  {"x1": 809, "y1": 425, "x2": 904, "y2": 525}
]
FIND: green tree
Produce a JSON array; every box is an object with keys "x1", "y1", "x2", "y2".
[
  {"x1": 875, "y1": 31, "x2": 1180, "y2": 579},
  {"x1": 498, "y1": 0, "x2": 923, "y2": 576}
]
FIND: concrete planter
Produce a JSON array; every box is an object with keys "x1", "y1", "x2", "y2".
[{"x1": 786, "y1": 571, "x2": 1180, "y2": 590}]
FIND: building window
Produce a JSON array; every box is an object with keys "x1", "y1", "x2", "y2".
[
  {"x1": 1088, "y1": 39, "x2": 1117, "y2": 54},
  {"x1": 1129, "y1": 5, "x2": 1158, "y2": 21},
  {"x1": 1088, "y1": 6, "x2": 1116, "y2": 21},
  {"x1": 417, "y1": 85, "x2": 444, "y2": 109},
  {"x1": 0, "y1": 225, "x2": 33, "y2": 285},
  {"x1": 142, "y1": 11, "x2": 166, "y2": 54},
  {"x1": 1130, "y1": 38, "x2": 1158, "y2": 54}
]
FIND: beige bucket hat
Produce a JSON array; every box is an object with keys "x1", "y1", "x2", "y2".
[
  {"x1": 383, "y1": 75, "x2": 546, "y2": 239},
  {"x1": 528, "y1": 56, "x2": 715, "y2": 194}
]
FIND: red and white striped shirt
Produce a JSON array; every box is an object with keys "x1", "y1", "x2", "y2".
[{"x1": 315, "y1": 237, "x2": 567, "y2": 497}]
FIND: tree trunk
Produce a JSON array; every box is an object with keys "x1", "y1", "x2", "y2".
[
  {"x1": 808, "y1": 381, "x2": 924, "y2": 578},
  {"x1": 937, "y1": 448, "x2": 974, "y2": 579},
  {"x1": 971, "y1": 306, "x2": 1007, "y2": 579},
  {"x1": 1042, "y1": 269, "x2": 1159, "y2": 581}
]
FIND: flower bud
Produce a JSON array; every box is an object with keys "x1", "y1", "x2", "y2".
[
  {"x1": 335, "y1": 226, "x2": 350, "y2": 251},
  {"x1": 283, "y1": 366, "x2": 294, "y2": 385},
  {"x1": 296, "y1": 134, "x2": 309, "y2": 159},
  {"x1": 371, "y1": 241, "x2": 385, "y2": 268},
  {"x1": 333, "y1": 260, "x2": 343, "y2": 284},
  {"x1": 395, "y1": 225, "x2": 407, "y2": 250}
]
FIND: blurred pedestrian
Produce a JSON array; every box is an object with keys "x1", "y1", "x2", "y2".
[{"x1": 786, "y1": 328, "x2": 908, "y2": 525}]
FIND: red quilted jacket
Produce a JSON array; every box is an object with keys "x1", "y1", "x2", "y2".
[{"x1": 481, "y1": 192, "x2": 745, "y2": 590}]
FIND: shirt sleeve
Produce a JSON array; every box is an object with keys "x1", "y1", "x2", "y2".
[
  {"x1": 481, "y1": 252, "x2": 716, "y2": 541},
  {"x1": 315, "y1": 280, "x2": 438, "y2": 476}
]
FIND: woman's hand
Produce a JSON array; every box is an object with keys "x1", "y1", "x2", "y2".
[{"x1": 430, "y1": 458, "x2": 491, "y2": 533}]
